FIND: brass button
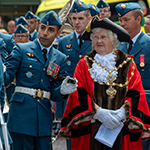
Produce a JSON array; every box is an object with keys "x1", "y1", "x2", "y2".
[
  {"x1": 29, "y1": 65, "x2": 32, "y2": 68},
  {"x1": 43, "y1": 68, "x2": 45, "y2": 71},
  {"x1": 37, "y1": 99, "x2": 40, "y2": 102},
  {"x1": 41, "y1": 79, "x2": 43, "y2": 82}
]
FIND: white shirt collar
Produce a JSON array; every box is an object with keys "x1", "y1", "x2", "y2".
[
  {"x1": 131, "y1": 30, "x2": 142, "y2": 44},
  {"x1": 74, "y1": 30, "x2": 85, "y2": 43},
  {"x1": 30, "y1": 29, "x2": 37, "y2": 39},
  {"x1": 37, "y1": 39, "x2": 52, "y2": 55},
  {"x1": 74, "y1": 30, "x2": 80, "y2": 39}
]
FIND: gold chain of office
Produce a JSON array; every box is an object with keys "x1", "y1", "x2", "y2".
[{"x1": 85, "y1": 56, "x2": 135, "y2": 87}]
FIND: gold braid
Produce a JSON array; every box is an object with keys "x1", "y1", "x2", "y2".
[{"x1": 84, "y1": 55, "x2": 135, "y2": 87}]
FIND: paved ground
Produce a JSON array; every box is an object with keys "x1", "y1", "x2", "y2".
[{"x1": 52, "y1": 136, "x2": 67, "y2": 150}]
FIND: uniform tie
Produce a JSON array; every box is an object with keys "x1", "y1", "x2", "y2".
[
  {"x1": 128, "y1": 40, "x2": 133, "y2": 54},
  {"x1": 42, "y1": 48, "x2": 47, "y2": 62},
  {"x1": 78, "y1": 35, "x2": 83, "y2": 48}
]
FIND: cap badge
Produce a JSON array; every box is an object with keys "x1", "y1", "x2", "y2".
[
  {"x1": 75, "y1": 9, "x2": 77, "y2": 13},
  {"x1": 118, "y1": 13, "x2": 121, "y2": 17}
]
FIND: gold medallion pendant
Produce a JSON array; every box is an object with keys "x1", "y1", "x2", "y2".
[{"x1": 106, "y1": 86, "x2": 117, "y2": 99}]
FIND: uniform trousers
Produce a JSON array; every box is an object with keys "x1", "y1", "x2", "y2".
[{"x1": 10, "y1": 132, "x2": 52, "y2": 150}]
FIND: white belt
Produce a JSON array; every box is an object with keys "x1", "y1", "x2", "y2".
[{"x1": 15, "y1": 86, "x2": 50, "y2": 99}]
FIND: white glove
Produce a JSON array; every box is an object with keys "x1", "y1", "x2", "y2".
[
  {"x1": 93, "y1": 107, "x2": 120, "y2": 129},
  {"x1": 111, "y1": 107, "x2": 126, "y2": 122},
  {"x1": 60, "y1": 76, "x2": 78, "y2": 95}
]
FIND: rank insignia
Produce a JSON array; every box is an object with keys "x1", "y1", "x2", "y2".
[
  {"x1": 26, "y1": 71, "x2": 33, "y2": 78},
  {"x1": 66, "y1": 44, "x2": 72, "y2": 49},
  {"x1": 27, "y1": 53, "x2": 34, "y2": 58},
  {"x1": 140, "y1": 54, "x2": 145, "y2": 67},
  {"x1": 47, "y1": 61, "x2": 60, "y2": 79}
]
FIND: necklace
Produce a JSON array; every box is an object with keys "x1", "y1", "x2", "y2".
[{"x1": 85, "y1": 55, "x2": 135, "y2": 99}]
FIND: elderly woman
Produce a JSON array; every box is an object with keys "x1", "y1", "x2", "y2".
[{"x1": 58, "y1": 17, "x2": 150, "y2": 150}]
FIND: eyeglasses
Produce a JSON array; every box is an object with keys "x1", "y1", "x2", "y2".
[
  {"x1": 15, "y1": 35, "x2": 28, "y2": 38},
  {"x1": 100, "y1": 10, "x2": 110, "y2": 13},
  {"x1": 93, "y1": 36, "x2": 107, "y2": 41}
]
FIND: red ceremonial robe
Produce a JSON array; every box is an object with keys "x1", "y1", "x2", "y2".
[{"x1": 59, "y1": 50, "x2": 150, "y2": 150}]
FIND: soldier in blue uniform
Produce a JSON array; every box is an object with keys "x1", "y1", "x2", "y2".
[
  {"x1": 25, "y1": 11, "x2": 38, "y2": 41},
  {"x1": 35, "y1": 15, "x2": 40, "y2": 32},
  {"x1": 0, "y1": 49, "x2": 4, "y2": 104},
  {"x1": 5, "y1": 21, "x2": 30, "y2": 121},
  {"x1": 5, "y1": 19, "x2": 28, "y2": 105},
  {"x1": 0, "y1": 38, "x2": 6, "y2": 110},
  {"x1": 4, "y1": 24, "x2": 31, "y2": 122},
  {"x1": 14, "y1": 24, "x2": 30, "y2": 43},
  {"x1": 0, "y1": 32, "x2": 16, "y2": 55},
  {"x1": 4, "y1": 10, "x2": 77, "y2": 150},
  {"x1": 57, "y1": 0, "x2": 92, "y2": 149},
  {"x1": 15, "y1": 16, "x2": 29, "y2": 30},
  {"x1": 96, "y1": 0, "x2": 111, "y2": 19},
  {"x1": 115, "y1": 2, "x2": 150, "y2": 150},
  {"x1": 88, "y1": 3, "x2": 100, "y2": 18}
]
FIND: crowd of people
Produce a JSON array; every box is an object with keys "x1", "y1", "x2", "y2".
[{"x1": 0, "y1": 0, "x2": 150, "y2": 150}]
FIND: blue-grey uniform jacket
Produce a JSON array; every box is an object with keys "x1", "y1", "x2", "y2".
[
  {"x1": 58, "y1": 32, "x2": 92, "y2": 77},
  {"x1": 0, "y1": 32, "x2": 16, "y2": 54},
  {"x1": 0, "y1": 38, "x2": 7, "y2": 110},
  {"x1": 30, "y1": 30, "x2": 38, "y2": 41},
  {"x1": 118, "y1": 31, "x2": 150, "y2": 108},
  {"x1": 4, "y1": 39, "x2": 67, "y2": 137}
]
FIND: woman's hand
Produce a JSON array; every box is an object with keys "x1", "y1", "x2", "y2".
[
  {"x1": 94, "y1": 102, "x2": 100, "y2": 111},
  {"x1": 93, "y1": 103, "x2": 120, "y2": 129}
]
